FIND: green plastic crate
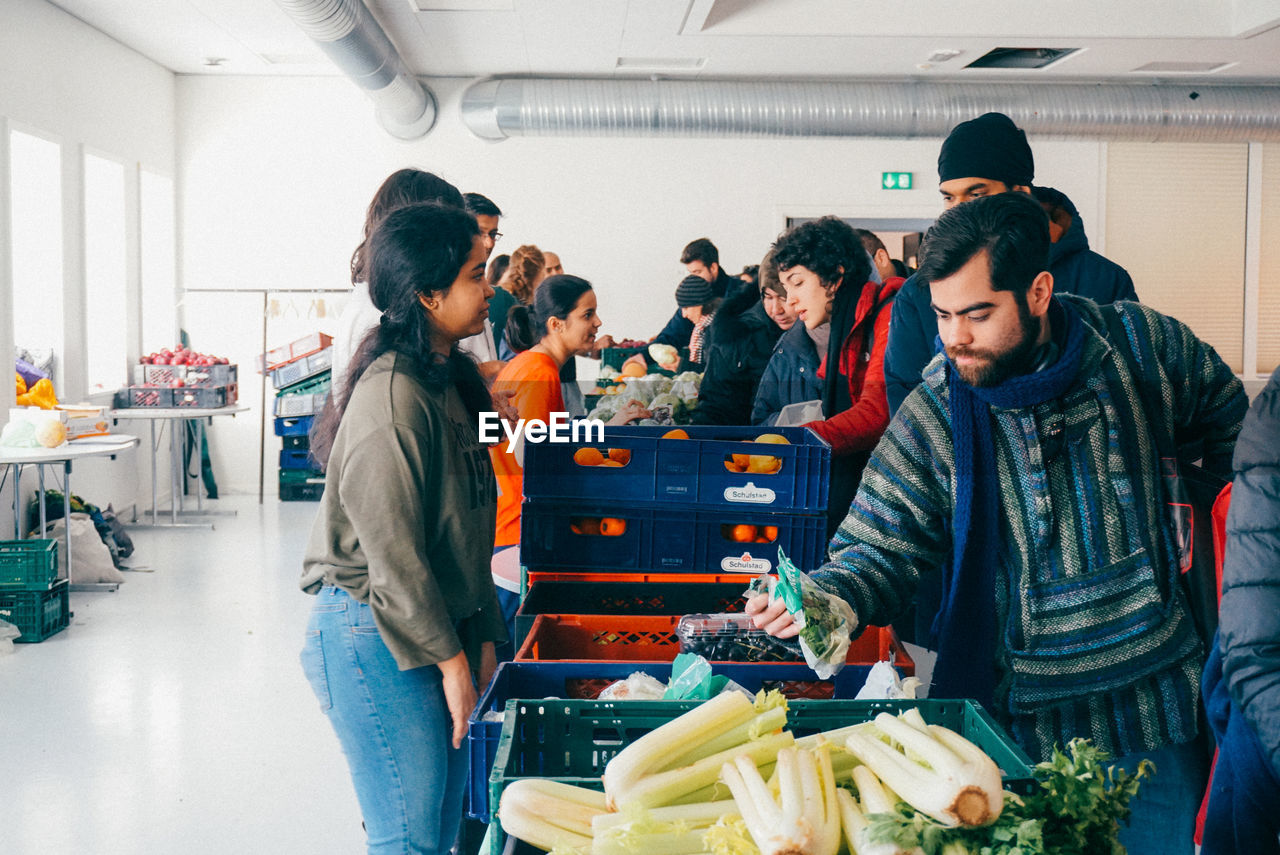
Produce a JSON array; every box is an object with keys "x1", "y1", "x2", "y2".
[
  {"x1": 486, "y1": 698, "x2": 1036, "y2": 855},
  {"x1": 599, "y1": 346, "x2": 692, "y2": 376},
  {"x1": 0, "y1": 580, "x2": 70, "y2": 642},
  {"x1": 0, "y1": 539, "x2": 59, "y2": 590}
]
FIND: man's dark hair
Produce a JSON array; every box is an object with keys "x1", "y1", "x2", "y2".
[
  {"x1": 853, "y1": 228, "x2": 887, "y2": 256},
  {"x1": 772, "y1": 216, "x2": 872, "y2": 290},
  {"x1": 680, "y1": 238, "x2": 719, "y2": 267},
  {"x1": 916, "y1": 192, "x2": 1050, "y2": 296},
  {"x1": 464, "y1": 192, "x2": 502, "y2": 218}
]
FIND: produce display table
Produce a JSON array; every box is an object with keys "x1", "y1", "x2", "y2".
[
  {"x1": 0, "y1": 434, "x2": 140, "y2": 592},
  {"x1": 109, "y1": 405, "x2": 248, "y2": 527}
]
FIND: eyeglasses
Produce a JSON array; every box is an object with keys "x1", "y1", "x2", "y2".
[{"x1": 487, "y1": 230, "x2": 503, "y2": 242}]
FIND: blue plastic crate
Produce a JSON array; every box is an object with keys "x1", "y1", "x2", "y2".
[
  {"x1": 278, "y1": 448, "x2": 317, "y2": 470},
  {"x1": 465, "y1": 660, "x2": 879, "y2": 822},
  {"x1": 273, "y1": 414, "x2": 315, "y2": 437},
  {"x1": 519, "y1": 500, "x2": 827, "y2": 575},
  {"x1": 521, "y1": 425, "x2": 830, "y2": 513}
]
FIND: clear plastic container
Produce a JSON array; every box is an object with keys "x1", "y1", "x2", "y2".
[{"x1": 676, "y1": 612, "x2": 801, "y2": 662}]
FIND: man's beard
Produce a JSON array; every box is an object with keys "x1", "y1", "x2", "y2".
[{"x1": 947, "y1": 297, "x2": 1041, "y2": 388}]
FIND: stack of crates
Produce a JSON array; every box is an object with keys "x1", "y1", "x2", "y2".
[
  {"x1": 462, "y1": 425, "x2": 852, "y2": 824},
  {"x1": 0, "y1": 539, "x2": 69, "y2": 643},
  {"x1": 265, "y1": 334, "x2": 333, "y2": 501}
]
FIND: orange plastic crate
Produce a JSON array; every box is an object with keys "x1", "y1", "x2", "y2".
[
  {"x1": 514, "y1": 613, "x2": 914, "y2": 674},
  {"x1": 522, "y1": 570, "x2": 752, "y2": 593}
]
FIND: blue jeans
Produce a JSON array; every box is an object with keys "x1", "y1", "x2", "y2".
[
  {"x1": 1114, "y1": 739, "x2": 1208, "y2": 855},
  {"x1": 301, "y1": 586, "x2": 467, "y2": 855}
]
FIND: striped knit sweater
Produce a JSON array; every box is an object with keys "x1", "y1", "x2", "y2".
[{"x1": 812, "y1": 296, "x2": 1247, "y2": 761}]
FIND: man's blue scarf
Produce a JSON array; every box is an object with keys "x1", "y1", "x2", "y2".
[{"x1": 930, "y1": 296, "x2": 1086, "y2": 710}]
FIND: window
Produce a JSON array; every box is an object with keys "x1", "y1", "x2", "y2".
[
  {"x1": 140, "y1": 170, "x2": 175, "y2": 354},
  {"x1": 1105, "y1": 143, "x2": 1248, "y2": 373},
  {"x1": 83, "y1": 152, "x2": 128, "y2": 393},
  {"x1": 9, "y1": 129, "x2": 64, "y2": 382}
]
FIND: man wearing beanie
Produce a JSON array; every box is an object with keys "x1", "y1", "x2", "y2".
[
  {"x1": 674, "y1": 274, "x2": 720, "y2": 364},
  {"x1": 883, "y1": 111, "x2": 1137, "y2": 419}
]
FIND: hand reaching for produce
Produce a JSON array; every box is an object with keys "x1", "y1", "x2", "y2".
[
  {"x1": 607, "y1": 399, "x2": 652, "y2": 426},
  {"x1": 491, "y1": 388, "x2": 519, "y2": 427},
  {"x1": 744, "y1": 592, "x2": 801, "y2": 639},
  {"x1": 591, "y1": 334, "x2": 615, "y2": 354}
]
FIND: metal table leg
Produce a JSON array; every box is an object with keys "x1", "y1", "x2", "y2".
[
  {"x1": 150, "y1": 420, "x2": 158, "y2": 525},
  {"x1": 10, "y1": 464, "x2": 19, "y2": 538},
  {"x1": 38, "y1": 464, "x2": 46, "y2": 536}
]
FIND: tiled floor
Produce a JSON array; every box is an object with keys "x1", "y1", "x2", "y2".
[{"x1": 2, "y1": 495, "x2": 367, "y2": 854}]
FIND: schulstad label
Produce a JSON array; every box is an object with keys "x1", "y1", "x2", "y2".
[
  {"x1": 721, "y1": 553, "x2": 772, "y2": 573},
  {"x1": 724, "y1": 483, "x2": 776, "y2": 504}
]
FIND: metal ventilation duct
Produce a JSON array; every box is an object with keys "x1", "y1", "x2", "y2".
[
  {"x1": 461, "y1": 77, "x2": 1280, "y2": 142},
  {"x1": 275, "y1": 0, "x2": 435, "y2": 140}
]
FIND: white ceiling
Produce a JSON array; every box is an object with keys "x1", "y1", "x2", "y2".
[{"x1": 43, "y1": 0, "x2": 1280, "y2": 82}]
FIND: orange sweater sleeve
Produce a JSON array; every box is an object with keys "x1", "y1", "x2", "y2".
[{"x1": 489, "y1": 352, "x2": 566, "y2": 547}]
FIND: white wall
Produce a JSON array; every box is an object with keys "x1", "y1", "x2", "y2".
[
  {"x1": 1, "y1": 0, "x2": 176, "y2": 531},
  {"x1": 177, "y1": 75, "x2": 1105, "y2": 494}
]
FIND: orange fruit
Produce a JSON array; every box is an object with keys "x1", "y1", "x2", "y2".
[
  {"x1": 573, "y1": 447, "x2": 605, "y2": 466},
  {"x1": 762, "y1": 525, "x2": 779, "y2": 541},
  {"x1": 600, "y1": 460, "x2": 624, "y2": 467},
  {"x1": 727, "y1": 524, "x2": 757, "y2": 543},
  {"x1": 731, "y1": 453, "x2": 751, "y2": 469},
  {"x1": 723, "y1": 460, "x2": 746, "y2": 473},
  {"x1": 662, "y1": 428, "x2": 689, "y2": 439},
  {"x1": 746, "y1": 454, "x2": 781, "y2": 474},
  {"x1": 573, "y1": 517, "x2": 601, "y2": 536},
  {"x1": 600, "y1": 518, "x2": 627, "y2": 536},
  {"x1": 621, "y1": 362, "x2": 647, "y2": 378},
  {"x1": 754, "y1": 433, "x2": 790, "y2": 445},
  {"x1": 607, "y1": 448, "x2": 631, "y2": 465},
  {"x1": 754, "y1": 536, "x2": 771, "y2": 543}
]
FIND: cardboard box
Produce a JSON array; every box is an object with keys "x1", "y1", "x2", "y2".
[{"x1": 55, "y1": 405, "x2": 111, "y2": 440}]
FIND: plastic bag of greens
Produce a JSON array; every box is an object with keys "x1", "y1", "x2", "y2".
[
  {"x1": 746, "y1": 548, "x2": 854, "y2": 679},
  {"x1": 663, "y1": 652, "x2": 750, "y2": 700}
]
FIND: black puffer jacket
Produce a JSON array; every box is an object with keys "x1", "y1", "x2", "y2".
[
  {"x1": 689, "y1": 286, "x2": 782, "y2": 425},
  {"x1": 1220, "y1": 366, "x2": 1280, "y2": 775}
]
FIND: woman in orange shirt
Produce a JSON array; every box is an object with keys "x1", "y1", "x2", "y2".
[{"x1": 489, "y1": 275, "x2": 648, "y2": 653}]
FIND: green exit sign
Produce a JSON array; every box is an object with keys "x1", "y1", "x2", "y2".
[{"x1": 881, "y1": 172, "x2": 914, "y2": 190}]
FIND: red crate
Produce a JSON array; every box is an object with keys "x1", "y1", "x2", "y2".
[{"x1": 514, "y1": 613, "x2": 913, "y2": 673}]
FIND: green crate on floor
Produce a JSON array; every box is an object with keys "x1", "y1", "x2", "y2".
[
  {"x1": 279, "y1": 468, "x2": 325, "y2": 501},
  {"x1": 0, "y1": 580, "x2": 70, "y2": 642},
  {"x1": 0, "y1": 539, "x2": 59, "y2": 590}
]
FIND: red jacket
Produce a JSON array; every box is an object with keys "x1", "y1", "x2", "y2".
[{"x1": 805, "y1": 276, "x2": 903, "y2": 455}]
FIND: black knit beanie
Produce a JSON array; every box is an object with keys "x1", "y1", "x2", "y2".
[
  {"x1": 675, "y1": 275, "x2": 713, "y2": 307},
  {"x1": 937, "y1": 112, "x2": 1034, "y2": 188}
]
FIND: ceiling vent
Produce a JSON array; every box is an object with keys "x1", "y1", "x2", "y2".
[
  {"x1": 1132, "y1": 61, "x2": 1234, "y2": 74},
  {"x1": 965, "y1": 47, "x2": 1079, "y2": 70}
]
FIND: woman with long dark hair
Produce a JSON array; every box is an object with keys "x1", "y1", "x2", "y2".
[
  {"x1": 301, "y1": 202, "x2": 504, "y2": 855},
  {"x1": 488, "y1": 276, "x2": 648, "y2": 650}
]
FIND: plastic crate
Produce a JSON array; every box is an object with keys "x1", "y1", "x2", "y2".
[
  {"x1": 270, "y1": 347, "x2": 333, "y2": 390},
  {"x1": 274, "y1": 373, "x2": 331, "y2": 417},
  {"x1": 599, "y1": 345, "x2": 691, "y2": 376},
  {"x1": 486, "y1": 697, "x2": 1037, "y2": 855},
  {"x1": 133, "y1": 363, "x2": 238, "y2": 388},
  {"x1": 279, "y1": 448, "x2": 318, "y2": 470},
  {"x1": 465, "y1": 660, "x2": 883, "y2": 822},
  {"x1": 522, "y1": 425, "x2": 830, "y2": 512},
  {"x1": 515, "y1": 580, "x2": 749, "y2": 650},
  {"x1": 0, "y1": 580, "x2": 70, "y2": 642},
  {"x1": 519, "y1": 501, "x2": 827, "y2": 575},
  {"x1": 515, "y1": 613, "x2": 911, "y2": 670},
  {"x1": 120, "y1": 386, "x2": 174, "y2": 408},
  {"x1": 173, "y1": 385, "x2": 231, "y2": 408},
  {"x1": 279, "y1": 469, "x2": 325, "y2": 501},
  {"x1": 273, "y1": 414, "x2": 315, "y2": 437},
  {"x1": 256, "y1": 332, "x2": 333, "y2": 373},
  {"x1": 282, "y1": 435, "x2": 310, "y2": 450},
  {"x1": 0, "y1": 539, "x2": 59, "y2": 590}
]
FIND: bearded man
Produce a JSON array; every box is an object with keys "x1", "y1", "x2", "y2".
[{"x1": 748, "y1": 191, "x2": 1246, "y2": 855}]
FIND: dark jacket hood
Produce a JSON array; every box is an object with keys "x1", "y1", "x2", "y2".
[
  {"x1": 710, "y1": 281, "x2": 777, "y2": 339},
  {"x1": 1033, "y1": 185, "x2": 1091, "y2": 265}
]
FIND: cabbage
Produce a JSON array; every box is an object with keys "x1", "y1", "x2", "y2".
[{"x1": 649, "y1": 343, "x2": 679, "y2": 365}]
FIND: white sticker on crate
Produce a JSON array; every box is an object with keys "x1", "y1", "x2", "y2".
[
  {"x1": 721, "y1": 553, "x2": 772, "y2": 573},
  {"x1": 724, "y1": 483, "x2": 777, "y2": 504}
]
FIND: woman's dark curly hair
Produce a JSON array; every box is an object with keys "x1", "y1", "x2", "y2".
[
  {"x1": 312, "y1": 202, "x2": 487, "y2": 467},
  {"x1": 772, "y1": 216, "x2": 872, "y2": 291}
]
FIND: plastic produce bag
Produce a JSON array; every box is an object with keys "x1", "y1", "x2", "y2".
[
  {"x1": 598, "y1": 671, "x2": 668, "y2": 700},
  {"x1": 662, "y1": 653, "x2": 752, "y2": 701},
  {"x1": 853, "y1": 660, "x2": 924, "y2": 700},
  {"x1": 0, "y1": 617, "x2": 20, "y2": 653},
  {"x1": 746, "y1": 548, "x2": 855, "y2": 679}
]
